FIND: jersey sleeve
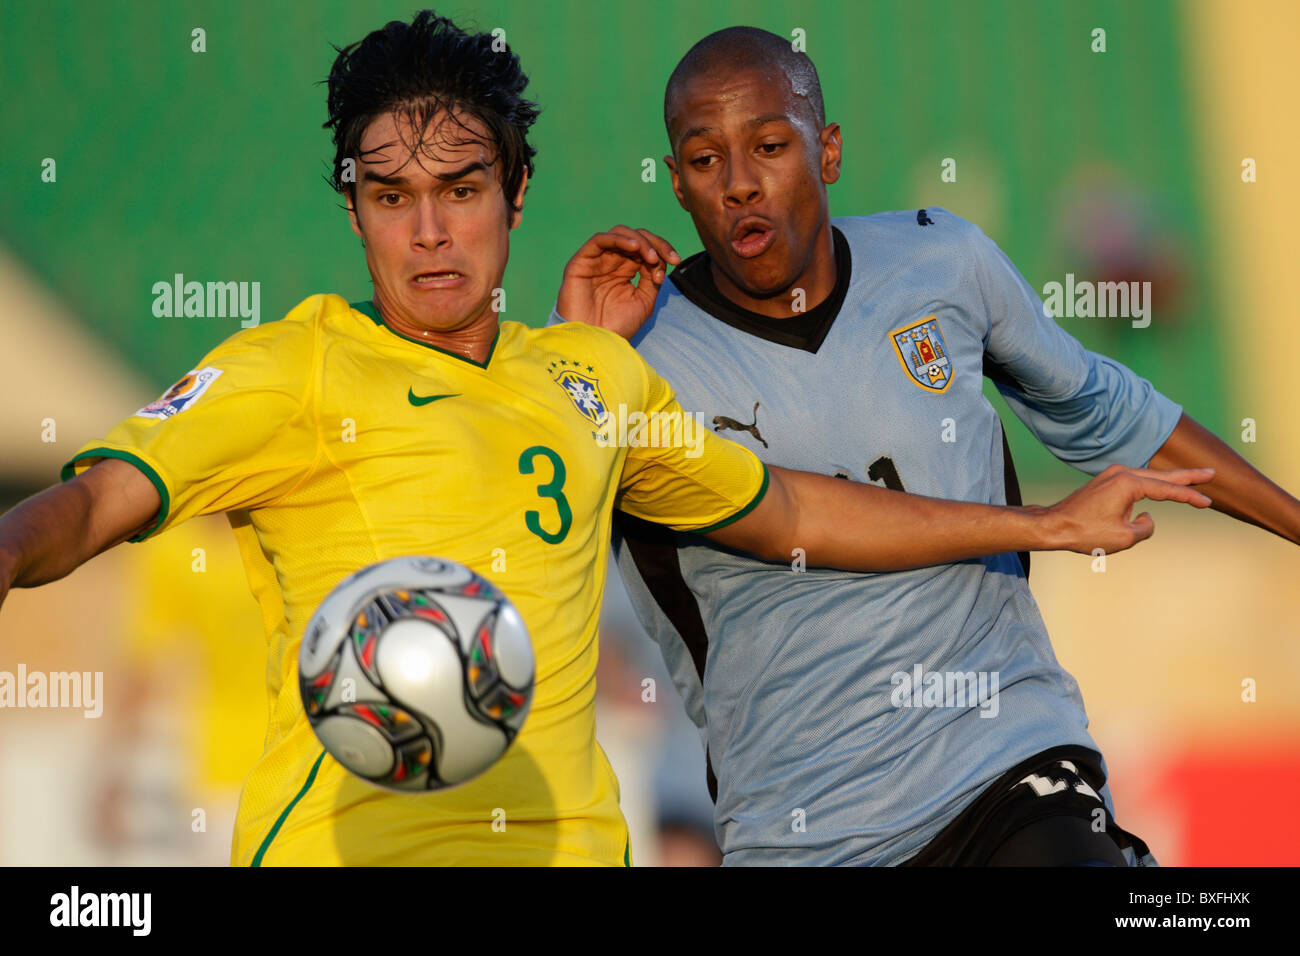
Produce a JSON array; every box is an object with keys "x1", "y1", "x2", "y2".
[
  {"x1": 968, "y1": 219, "x2": 1183, "y2": 474},
  {"x1": 59, "y1": 318, "x2": 321, "y2": 542},
  {"x1": 613, "y1": 346, "x2": 769, "y2": 534}
]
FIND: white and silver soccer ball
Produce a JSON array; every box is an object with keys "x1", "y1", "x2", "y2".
[{"x1": 298, "y1": 556, "x2": 534, "y2": 792}]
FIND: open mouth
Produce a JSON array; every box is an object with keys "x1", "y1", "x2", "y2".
[
  {"x1": 411, "y1": 271, "x2": 466, "y2": 287},
  {"x1": 729, "y1": 217, "x2": 775, "y2": 259}
]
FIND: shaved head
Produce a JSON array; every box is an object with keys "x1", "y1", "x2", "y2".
[
  {"x1": 657, "y1": 24, "x2": 842, "y2": 318},
  {"x1": 664, "y1": 27, "x2": 825, "y2": 145}
]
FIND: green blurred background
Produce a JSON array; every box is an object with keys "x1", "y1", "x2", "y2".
[{"x1": 1, "y1": 0, "x2": 1223, "y2": 484}]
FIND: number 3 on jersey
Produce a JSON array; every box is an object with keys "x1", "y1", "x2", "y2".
[{"x1": 519, "y1": 446, "x2": 572, "y2": 544}]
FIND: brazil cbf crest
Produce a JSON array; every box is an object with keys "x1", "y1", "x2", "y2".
[
  {"x1": 553, "y1": 366, "x2": 608, "y2": 426},
  {"x1": 890, "y1": 316, "x2": 953, "y2": 393}
]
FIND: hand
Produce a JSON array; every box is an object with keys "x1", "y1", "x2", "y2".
[
  {"x1": 1045, "y1": 464, "x2": 1215, "y2": 554},
  {"x1": 556, "y1": 225, "x2": 680, "y2": 340}
]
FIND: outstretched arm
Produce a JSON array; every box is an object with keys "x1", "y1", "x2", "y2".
[
  {"x1": 1147, "y1": 412, "x2": 1300, "y2": 544},
  {"x1": 0, "y1": 459, "x2": 161, "y2": 611},
  {"x1": 707, "y1": 463, "x2": 1215, "y2": 573},
  {"x1": 962, "y1": 216, "x2": 1299, "y2": 548}
]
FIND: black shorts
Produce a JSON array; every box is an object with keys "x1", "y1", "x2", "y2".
[{"x1": 900, "y1": 745, "x2": 1155, "y2": 866}]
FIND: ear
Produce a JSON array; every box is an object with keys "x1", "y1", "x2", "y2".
[
  {"x1": 509, "y1": 169, "x2": 529, "y2": 229},
  {"x1": 665, "y1": 154, "x2": 687, "y2": 211},
  {"x1": 820, "y1": 122, "x2": 842, "y2": 186},
  {"x1": 347, "y1": 191, "x2": 364, "y2": 240}
]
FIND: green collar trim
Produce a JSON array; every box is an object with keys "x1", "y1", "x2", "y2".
[{"x1": 350, "y1": 299, "x2": 498, "y2": 370}]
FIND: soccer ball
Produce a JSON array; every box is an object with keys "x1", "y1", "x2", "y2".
[{"x1": 298, "y1": 556, "x2": 534, "y2": 792}]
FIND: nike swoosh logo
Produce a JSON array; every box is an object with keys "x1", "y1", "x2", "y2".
[{"x1": 408, "y1": 389, "x2": 461, "y2": 406}]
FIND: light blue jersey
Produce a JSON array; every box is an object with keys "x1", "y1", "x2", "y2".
[{"x1": 606, "y1": 208, "x2": 1180, "y2": 865}]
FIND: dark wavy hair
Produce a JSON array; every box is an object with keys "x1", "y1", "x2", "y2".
[{"x1": 323, "y1": 10, "x2": 539, "y2": 216}]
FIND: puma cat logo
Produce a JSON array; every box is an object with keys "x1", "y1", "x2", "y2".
[{"x1": 713, "y1": 402, "x2": 768, "y2": 448}]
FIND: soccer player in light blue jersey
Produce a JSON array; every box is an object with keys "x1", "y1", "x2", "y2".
[{"x1": 554, "y1": 27, "x2": 1300, "y2": 865}]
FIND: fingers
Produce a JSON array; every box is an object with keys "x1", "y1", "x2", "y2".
[
  {"x1": 1133, "y1": 476, "x2": 1212, "y2": 508},
  {"x1": 632, "y1": 228, "x2": 681, "y2": 270},
  {"x1": 1128, "y1": 512, "x2": 1155, "y2": 543},
  {"x1": 1103, "y1": 464, "x2": 1215, "y2": 486},
  {"x1": 604, "y1": 226, "x2": 681, "y2": 295},
  {"x1": 607, "y1": 225, "x2": 677, "y2": 286},
  {"x1": 574, "y1": 229, "x2": 649, "y2": 261},
  {"x1": 575, "y1": 226, "x2": 678, "y2": 274}
]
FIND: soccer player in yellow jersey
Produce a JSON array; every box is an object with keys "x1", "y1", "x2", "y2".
[{"x1": 0, "y1": 11, "x2": 1214, "y2": 866}]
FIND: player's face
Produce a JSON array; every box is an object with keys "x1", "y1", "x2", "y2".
[
  {"x1": 348, "y1": 110, "x2": 526, "y2": 335},
  {"x1": 666, "y1": 66, "x2": 841, "y2": 304}
]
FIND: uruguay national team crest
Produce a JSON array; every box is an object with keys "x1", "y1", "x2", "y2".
[
  {"x1": 553, "y1": 367, "x2": 608, "y2": 426},
  {"x1": 890, "y1": 315, "x2": 953, "y2": 392}
]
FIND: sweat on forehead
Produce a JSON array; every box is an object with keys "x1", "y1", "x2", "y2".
[{"x1": 663, "y1": 27, "x2": 826, "y2": 139}]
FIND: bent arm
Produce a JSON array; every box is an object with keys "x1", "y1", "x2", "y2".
[
  {"x1": 0, "y1": 459, "x2": 161, "y2": 599},
  {"x1": 1147, "y1": 412, "x2": 1300, "y2": 544}
]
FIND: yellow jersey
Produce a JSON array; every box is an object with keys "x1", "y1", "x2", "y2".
[{"x1": 62, "y1": 294, "x2": 767, "y2": 866}]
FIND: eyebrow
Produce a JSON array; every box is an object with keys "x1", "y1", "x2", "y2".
[
  {"x1": 676, "y1": 113, "x2": 793, "y2": 151},
  {"x1": 360, "y1": 161, "x2": 490, "y2": 187}
]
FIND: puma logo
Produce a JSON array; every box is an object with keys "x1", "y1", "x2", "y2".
[{"x1": 713, "y1": 402, "x2": 768, "y2": 448}]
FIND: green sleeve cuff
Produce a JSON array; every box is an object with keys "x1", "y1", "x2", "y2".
[
  {"x1": 692, "y1": 464, "x2": 770, "y2": 535},
  {"x1": 60, "y1": 448, "x2": 170, "y2": 542}
]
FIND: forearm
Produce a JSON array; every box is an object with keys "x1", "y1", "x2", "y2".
[
  {"x1": 0, "y1": 481, "x2": 98, "y2": 589},
  {"x1": 784, "y1": 469, "x2": 1059, "y2": 571},
  {"x1": 1147, "y1": 412, "x2": 1300, "y2": 544},
  {"x1": 713, "y1": 466, "x2": 1061, "y2": 572}
]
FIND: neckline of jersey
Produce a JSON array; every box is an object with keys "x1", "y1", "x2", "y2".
[
  {"x1": 665, "y1": 225, "x2": 847, "y2": 356},
  {"x1": 350, "y1": 298, "x2": 500, "y2": 370},
  {"x1": 665, "y1": 225, "x2": 852, "y2": 354}
]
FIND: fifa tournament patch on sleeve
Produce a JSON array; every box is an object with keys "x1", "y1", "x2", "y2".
[{"x1": 134, "y1": 366, "x2": 223, "y2": 419}]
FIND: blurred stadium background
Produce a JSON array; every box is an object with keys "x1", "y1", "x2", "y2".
[{"x1": 1, "y1": 0, "x2": 1297, "y2": 865}]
